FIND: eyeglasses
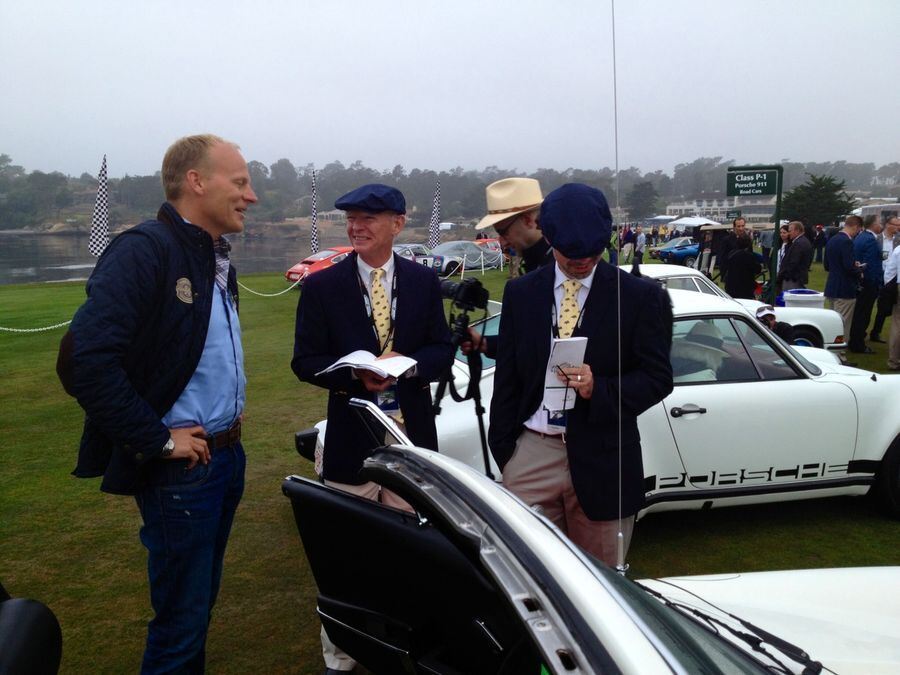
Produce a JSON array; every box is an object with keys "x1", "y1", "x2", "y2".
[{"x1": 495, "y1": 215, "x2": 520, "y2": 237}]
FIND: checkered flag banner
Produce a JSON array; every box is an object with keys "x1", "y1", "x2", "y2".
[
  {"x1": 309, "y1": 168, "x2": 319, "y2": 254},
  {"x1": 427, "y1": 180, "x2": 441, "y2": 250},
  {"x1": 88, "y1": 155, "x2": 110, "y2": 257}
]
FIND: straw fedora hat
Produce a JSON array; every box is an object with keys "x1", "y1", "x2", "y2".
[{"x1": 475, "y1": 177, "x2": 544, "y2": 230}]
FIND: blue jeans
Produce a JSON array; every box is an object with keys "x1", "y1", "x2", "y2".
[{"x1": 135, "y1": 442, "x2": 245, "y2": 674}]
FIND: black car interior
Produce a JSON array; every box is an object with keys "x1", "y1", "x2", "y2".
[{"x1": 283, "y1": 476, "x2": 543, "y2": 674}]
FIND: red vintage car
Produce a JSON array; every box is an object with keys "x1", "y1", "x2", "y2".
[{"x1": 285, "y1": 246, "x2": 353, "y2": 284}]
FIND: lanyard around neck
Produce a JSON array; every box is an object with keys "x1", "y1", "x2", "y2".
[{"x1": 357, "y1": 261, "x2": 398, "y2": 354}]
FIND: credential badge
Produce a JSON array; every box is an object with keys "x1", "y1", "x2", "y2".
[{"x1": 175, "y1": 278, "x2": 193, "y2": 304}]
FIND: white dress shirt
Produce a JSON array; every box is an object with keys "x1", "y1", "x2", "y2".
[
  {"x1": 885, "y1": 244, "x2": 900, "y2": 284},
  {"x1": 524, "y1": 262, "x2": 596, "y2": 435},
  {"x1": 356, "y1": 253, "x2": 395, "y2": 305}
]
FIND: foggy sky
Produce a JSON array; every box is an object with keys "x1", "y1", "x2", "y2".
[{"x1": 2, "y1": 0, "x2": 898, "y2": 178}]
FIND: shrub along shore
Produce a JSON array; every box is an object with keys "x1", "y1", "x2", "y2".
[{"x1": 2, "y1": 267, "x2": 899, "y2": 673}]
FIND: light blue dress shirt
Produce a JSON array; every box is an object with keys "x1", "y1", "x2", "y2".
[{"x1": 162, "y1": 283, "x2": 246, "y2": 434}]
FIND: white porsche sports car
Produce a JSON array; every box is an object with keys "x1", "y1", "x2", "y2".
[
  {"x1": 285, "y1": 403, "x2": 900, "y2": 674},
  {"x1": 308, "y1": 290, "x2": 900, "y2": 519},
  {"x1": 632, "y1": 264, "x2": 845, "y2": 350}
]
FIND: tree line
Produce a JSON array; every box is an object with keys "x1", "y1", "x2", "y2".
[{"x1": 1, "y1": 152, "x2": 897, "y2": 230}]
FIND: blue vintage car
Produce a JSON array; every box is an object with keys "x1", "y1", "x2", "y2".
[{"x1": 657, "y1": 239, "x2": 700, "y2": 266}]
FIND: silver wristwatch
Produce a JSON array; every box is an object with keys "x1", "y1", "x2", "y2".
[{"x1": 161, "y1": 436, "x2": 175, "y2": 457}]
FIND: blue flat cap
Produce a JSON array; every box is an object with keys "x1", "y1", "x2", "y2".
[
  {"x1": 334, "y1": 183, "x2": 406, "y2": 214},
  {"x1": 539, "y1": 183, "x2": 612, "y2": 258}
]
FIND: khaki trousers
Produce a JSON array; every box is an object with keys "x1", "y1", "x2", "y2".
[
  {"x1": 828, "y1": 297, "x2": 856, "y2": 346},
  {"x1": 502, "y1": 430, "x2": 634, "y2": 567}
]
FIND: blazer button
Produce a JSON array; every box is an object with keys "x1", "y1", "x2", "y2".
[{"x1": 135, "y1": 452, "x2": 143, "y2": 461}]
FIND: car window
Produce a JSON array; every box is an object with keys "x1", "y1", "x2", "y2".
[
  {"x1": 733, "y1": 318, "x2": 801, "y2": 380},
  {"x1": 693, "y1": 275, "x2": 726, "y2": 296},
  {"x1": 307, "y1": 249, "x2": 339, "y2": 261},
  {"x1": 665, "y1": 277, "x2": 699, "y2": 293},
  {"x1": 671, "y1": 317, "x2": 759, "y2": 384},
  {"x1": 331, "y1": 253, "x2": 348, "y2": 264}
]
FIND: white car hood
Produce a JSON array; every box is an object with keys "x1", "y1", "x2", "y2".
[{"x1": 642, "y1": 567, "x2": 900, "y2": 674}]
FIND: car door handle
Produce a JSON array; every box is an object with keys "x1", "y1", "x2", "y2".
[{"x1": 670, "y1": 404, "x2": 707, "y2": 418}]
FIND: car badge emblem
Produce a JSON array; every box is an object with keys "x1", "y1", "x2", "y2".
[{"x1": 176, "y1": 278, "x2": 193, "y2": 304}]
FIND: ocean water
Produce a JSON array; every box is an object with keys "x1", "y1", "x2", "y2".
[{"x1": 0, "y1": 232, "x2": 333, "y2": 286}]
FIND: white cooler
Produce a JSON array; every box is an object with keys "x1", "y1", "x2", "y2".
[{"x1": 783, "y1": 288, "x2": 825, "y2": 309}]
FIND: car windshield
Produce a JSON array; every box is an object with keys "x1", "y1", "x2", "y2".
[
  {"x1": 306, "y1": 249, "x2": 341, "y2": 261},
  {"x1": 585, "y1": 564, "x2": 770, "y2": 672}
]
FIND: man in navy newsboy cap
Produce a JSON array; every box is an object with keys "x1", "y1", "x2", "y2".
[
  {"x1": 334, "y1": 183, "x2": 406, "y2": 214},
  {"x1": 489, "y1": 183, "x2": 673, "y2": 568},
  {"x1": 291, "y1": 183, "x2": 452, "y2": 673}
]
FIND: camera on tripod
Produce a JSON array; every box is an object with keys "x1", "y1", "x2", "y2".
[
  {"x1": 440, "y1": 278, "x2": 489, "y2": 348},
  {"x1": 440, "y1": 278, "x2": 489, "y2": 312},
  {"x1": 434, "y1": 277, "x2": 494, "y2": 478}
]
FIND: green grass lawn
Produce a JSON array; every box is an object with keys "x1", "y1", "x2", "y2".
[{"x1": 2, "y1": 263, "x2": 899, "y2": 673}]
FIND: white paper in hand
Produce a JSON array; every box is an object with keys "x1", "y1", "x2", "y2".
[
  {"x1": 316, "y1": 350, "x2": 417, "y2": 379},
  {"x1": 543, "y1": 337, "x2": 588, "y2": 411}
]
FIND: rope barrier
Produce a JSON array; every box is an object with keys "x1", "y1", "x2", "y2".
[
  {"x1": 236, "y1": 279, "x2": 301, "y2": 297},
  {"x1": 0, "y1": 319, "x2": 72, "y2": 333},
  {"x1": 1, "y1": 278, "x2": 298, "y2": 334}
]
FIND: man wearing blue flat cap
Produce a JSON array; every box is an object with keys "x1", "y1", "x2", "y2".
[
  {"x1": 292, "y1": 183, "x2": 453, "y2": 674},
  {"x1": 489, "y1": 183, "x2": 673, "y2": 566}
]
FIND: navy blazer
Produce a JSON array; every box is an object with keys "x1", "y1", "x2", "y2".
[
  {"x1": 853, "y1": 230, "x2": 883, "y2": 287},
  {"x1": 824, "y1": 232, "x2": 858, "y2": 299},
  {"x1": 489, "y1": 261, "x2": 673, "y2": 520},
  {"x1": 292, "y1": 252, "x2": 453, "y2": 484},
  {"x1": 777, "y1": 235, "x2": 812, "y2": 285}
]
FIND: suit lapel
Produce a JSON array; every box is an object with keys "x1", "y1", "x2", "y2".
[
  {"x1": 392, "y1": 254, "x2": 412, "y2": 352},
  {"x1": 579, "y1": 262, "x2": 616, "y2": 331},
  {"x1": 530, "y1": 265, "x2": 555, "y2": 367},
  {"x1": 577, "y1": 262, "x2": 618, "y2": 360}
]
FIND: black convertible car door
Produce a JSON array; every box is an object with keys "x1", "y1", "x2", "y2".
[{"x1": 282, "y1": 475, "x2": 542, "y2": 675}]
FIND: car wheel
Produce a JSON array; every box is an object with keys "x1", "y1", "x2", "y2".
[
  {"x1": 445, "y1": 262, "x2": 460, "y2": 276},
  {"x1": 875, "y1": 436, "x2": 900, "y2": 518},
  {"x1": 791, "y1": 326, "x2": 823, "y2": 349},
  {"x1": 683, "y1": 256, "x2": 696, "y2": 268}
]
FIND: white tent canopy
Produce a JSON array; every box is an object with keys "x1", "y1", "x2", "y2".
[{"x1": 669, "y1": 216, "x2": 721, "y2": 227}]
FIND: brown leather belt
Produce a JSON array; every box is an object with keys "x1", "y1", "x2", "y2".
[{"x1": 206, "y1": 421, "x2": 242, "y2": 451}]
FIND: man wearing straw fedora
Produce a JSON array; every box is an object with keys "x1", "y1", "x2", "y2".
[
  {"x1": 465, "y1": 178, "x2": 554, "y2": 358},
  {"x1": 475, "y1": 177, "x2": 552, "y2": 275}
]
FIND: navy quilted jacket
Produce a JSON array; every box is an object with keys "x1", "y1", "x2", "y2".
[{"x1": 58, "y1": 203, "x2": 237, "y2": 495}]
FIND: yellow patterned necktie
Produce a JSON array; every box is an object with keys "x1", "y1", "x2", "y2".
[
  {"x1": 370, "y1": 268, "x2": 392, "y2": 352},
  {"x1": 558, "y1": 279, "x2": 582, "y2": 338}
]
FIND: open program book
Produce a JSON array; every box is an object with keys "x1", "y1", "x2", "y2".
[{"x1": 315, "y1": 350, "x2": 417, "y2": 379}]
